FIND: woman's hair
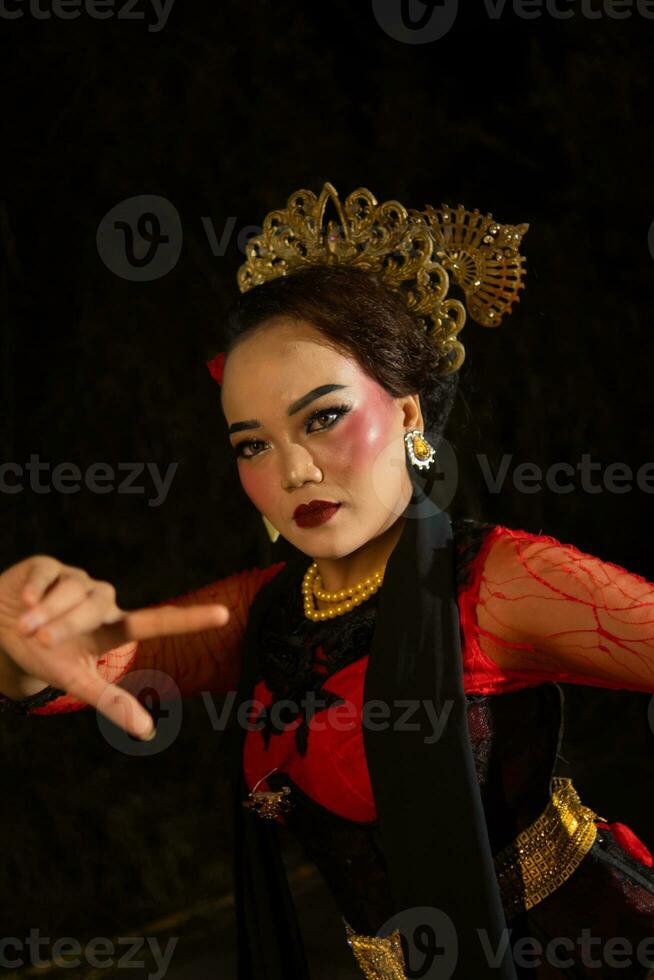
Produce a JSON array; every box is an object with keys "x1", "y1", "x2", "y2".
[{"x1": 223, "y1": 264, "x2": 458, "y2": 439}]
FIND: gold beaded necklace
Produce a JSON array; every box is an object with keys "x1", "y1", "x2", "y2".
[{"x1": 302, "y1": 561, "x2": 386, "y2": 621}]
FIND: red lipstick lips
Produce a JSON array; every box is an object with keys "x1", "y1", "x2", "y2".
[{"x1": 293, "y1": 499, "x2": 341, "y2": 528}]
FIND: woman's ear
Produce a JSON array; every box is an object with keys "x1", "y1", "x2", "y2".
[{"x1": 400, "y1": 393, "x2": 424, "y2": 432}]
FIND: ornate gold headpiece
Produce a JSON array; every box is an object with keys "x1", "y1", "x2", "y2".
[{"x1": 236, "y1": 182, "x2": 529, "y2": 375}]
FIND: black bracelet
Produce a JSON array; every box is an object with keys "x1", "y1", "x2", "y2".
[{"x1": 0, "y1": 685, "x2": 66, "y2": 716}]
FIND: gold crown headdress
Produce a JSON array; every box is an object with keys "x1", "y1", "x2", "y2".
[{"x1": 234, "y1": 181, "x2": 529, "y2": 375}]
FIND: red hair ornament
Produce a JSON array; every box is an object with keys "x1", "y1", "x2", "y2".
[{"x1": 207, "y1": 351, "x2": 226, "y2": 386}]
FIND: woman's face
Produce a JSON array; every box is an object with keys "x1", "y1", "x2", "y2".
[{"x1": 220, "y1": 317, "x2": 423, "y2": 560}]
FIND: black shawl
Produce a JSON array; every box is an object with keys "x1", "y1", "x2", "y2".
[{"x1": 224, "y1": 495, "x2": 518, "y2": 979}]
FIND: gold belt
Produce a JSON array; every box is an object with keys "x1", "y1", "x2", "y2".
[
  {"x1": 494, "y1": 776, "x2": 604, "y2": 920},
  {"x1": 343, "y1": 777, "x2": 603, "y2": 980}
]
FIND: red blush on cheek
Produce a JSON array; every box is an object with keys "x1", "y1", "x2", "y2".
[
  {"x1": 330, "y1": 391, "x2": 396, "y2": 470},
  {"x1": 237, "y1": 463, "x2": 275, "y2": 512}
]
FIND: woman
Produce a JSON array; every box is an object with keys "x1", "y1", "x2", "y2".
[{"x1": 1, "y1": 185, "x2": 654, "y2": 980}]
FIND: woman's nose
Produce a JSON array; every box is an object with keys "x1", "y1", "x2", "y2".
[{"x1": 280, "y1": 444, "x2": 323, "y2": 490}]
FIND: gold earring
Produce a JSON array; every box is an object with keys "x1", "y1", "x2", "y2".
[
  {"x1": 262, "y1": 514, "x2": 281, "y2": 544},
  {"x1": 404, "y1": 428, "x2": 436, "y2": 470}
]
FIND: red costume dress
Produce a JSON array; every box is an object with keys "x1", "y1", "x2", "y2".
[{"x1": 5, "y1": 518, "x2": 654, "y2": 979}]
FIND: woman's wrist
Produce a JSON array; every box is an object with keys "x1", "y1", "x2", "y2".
[{"x1": 0, "y1": 632, "x2": 47, "y2": 699}]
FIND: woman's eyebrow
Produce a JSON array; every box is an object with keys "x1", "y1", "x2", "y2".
[{"x1": 228, "y1": 384, "x2": 349, "y2": 435}]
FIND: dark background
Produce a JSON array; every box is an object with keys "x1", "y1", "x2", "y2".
[{"x1": 1, "y1": 1, "x2": 653, "y2": 976}]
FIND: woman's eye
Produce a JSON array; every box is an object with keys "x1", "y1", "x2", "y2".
[
  {"x1": 233, "y1": 404, "x2": 350, "y2": 460},
  {"x1": 234, "y1": 439, "x2": 266, "y2": 459},
  {"x1": 305, "y1": 404, "x2": 350, "y2": 433}
]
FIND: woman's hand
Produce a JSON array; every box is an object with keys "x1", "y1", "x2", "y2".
[{"x1": 0, "y1": 555, "x2": 231, "y2": 739}]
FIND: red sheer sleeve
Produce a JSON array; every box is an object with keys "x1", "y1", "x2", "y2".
[
  {"x1": 18, "y1": 561, "x2": 286, "y2": 715},
  {"x1": 459, "y1": 525, "x2": 654, "y2": 694}
]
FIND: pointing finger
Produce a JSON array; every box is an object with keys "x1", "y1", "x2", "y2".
[{"x1": 100, "y1": 602, "x2": 231, "y2": 647}]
